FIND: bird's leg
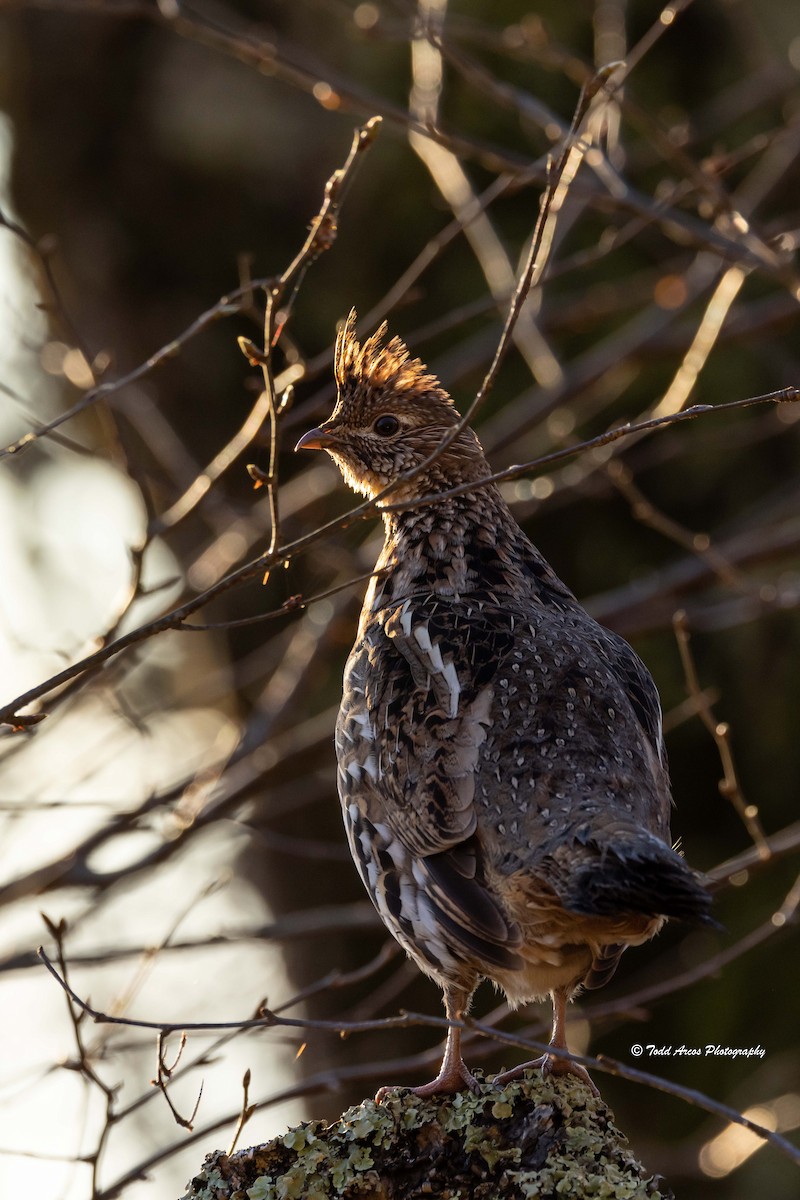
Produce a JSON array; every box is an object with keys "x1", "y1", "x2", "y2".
[
  {"x1": 492, "y1": 986, "x2": 599, "y2": 1096},
  {"x1": 375, "y1": 983, "x2": 480, "y2": 1102}
]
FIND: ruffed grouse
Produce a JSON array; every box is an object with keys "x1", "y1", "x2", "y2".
[{"x1": 296, "y1": 311, "x2": 711, "y2": 1097}]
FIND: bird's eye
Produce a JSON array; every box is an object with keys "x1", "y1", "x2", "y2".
[{"x1": 373, "y1": 414, "x2": 400, "y2": 437}]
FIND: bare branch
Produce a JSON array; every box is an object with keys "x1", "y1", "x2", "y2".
[
  {"x1": 35, "y1": 944, "x2": 800, "y2": 1169},
  {"x1": 673, "y1": 610, "x2": 770, "y2": 856},
  {"x1": 152, "y1": 1032, "x2": 203, "y2": 1131},
  {"x1": 1, "y1": 385, "x2": 796, "y2": 730},
  {"x1": 226, "y1": 1069, "x2": 255, "y2": 1156}
]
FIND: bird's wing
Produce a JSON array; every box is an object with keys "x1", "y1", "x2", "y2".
[
  {"x1": 349, "y1": 597, "x2": 508, "y2": 857},
  {"x1": 337, "y1": 596, "x2": 523, "y2": 970}
]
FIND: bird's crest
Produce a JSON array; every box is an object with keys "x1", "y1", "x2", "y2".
[{"x1": 334, "y1": 309, "x2": 452, "y2": 406}]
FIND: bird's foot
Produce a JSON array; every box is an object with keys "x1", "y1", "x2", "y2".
[
  {"x1": 375, "y1": 1059, "x2": 481, "y2": 1103},
  {"x1": 493, "y1": 1053, "x2": 600, "y2": 1098}
]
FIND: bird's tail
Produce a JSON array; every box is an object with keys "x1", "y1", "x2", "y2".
[{"x1": 559, "y1": 829, "x2": 714, "y2": 925}]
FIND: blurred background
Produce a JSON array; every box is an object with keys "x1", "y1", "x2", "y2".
[{"x1": 0, "y1": 1, "x2": 799, "y2": 1197}]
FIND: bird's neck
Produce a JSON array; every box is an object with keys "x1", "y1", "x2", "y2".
[{"x1": 369, "y1": 481, "x2": 563, "y2": 610}]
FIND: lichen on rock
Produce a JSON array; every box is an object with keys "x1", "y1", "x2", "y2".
[{"x1": 180, "y1": 1072, "x2": 672, "y2": 1200}]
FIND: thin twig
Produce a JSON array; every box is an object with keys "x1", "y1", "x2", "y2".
[
  {"x1": 36, "y1": 944, "x2": 800, "y2": 1169},
  {"x1": 583, "y1": 869, "x2": 800, "y2": 1023},
  {"x1": 465, "y1": 1018, "x2": 800, "y2": 1169},
  {"x1": 0, "y1": 283, "x2": 256, "y2": 462},
  {"x1": 177, "y1": 567, "x2": 389, "y2": 631},
  {"x1": 607, "y1": 460, "x2": 754, "y2": 593},
  {"x1": 673, "y1": 610, "x2": 770, "y2": 856},
  {"x1": 227, "y1": 1070, "x2": 256, "y2": 1156},
  {"x1": 383, "y1": 386, "x2": 800, "y2": 512},
  {"x1": 1, "y1": 385, "x2": 797, "y2": 730},
  {"x1": 409, "y1": 0, "x2": 563, "y2": 389},
  {"x1": 39, "y1": 915, "x2": 119, "y2": 1200},
  {"x1": 152, "y1": 1032, "x2": 203, "y2": 1131},
  {"x1": 0, "y1": 65, "x2": 615, "y2": 727}
]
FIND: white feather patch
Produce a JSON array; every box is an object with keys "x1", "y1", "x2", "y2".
[
  {"x1": 442, "y1": 660, "x2": 461, "y2": 718},
  {"x1": 413, "y1": 623, "x2": 432, "y2": 652},
  {"x1": 362, "y1": 753, "x2": 379, "y2": 782},
  {"x1": 351, "y1": 711, "x2": 376, "y2": 741}
]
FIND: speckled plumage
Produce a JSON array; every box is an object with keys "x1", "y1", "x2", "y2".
[{"x1": 297, "y1": 311, "x2": 712, "y2": 1097}]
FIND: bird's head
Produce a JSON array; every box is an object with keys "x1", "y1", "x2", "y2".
[{"x1": 295, "y1": 310, "x2": 487, "y2": 501}]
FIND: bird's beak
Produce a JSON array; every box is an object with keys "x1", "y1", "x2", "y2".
[{"x1": 295, "y1": 427, "x2": 337, "y2": 452}]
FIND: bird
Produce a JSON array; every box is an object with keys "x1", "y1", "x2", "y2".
[{"x1": 295, "y1": 310, "x2": 712, "y2": 1098}]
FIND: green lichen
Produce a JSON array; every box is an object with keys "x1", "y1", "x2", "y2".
[
  {"x1": 282, "y1": 1123, "x2": 326, "y2": 1154},
  {"x1": 195, "y1": 1165, "x2": 227, "y2": 1196},
  {"x1": 180, "y1": 1072, "x2": 672, "y2": 1200},
  {"x1": 245, "y1": 1179, "x2": 271, "y2": 1200}
]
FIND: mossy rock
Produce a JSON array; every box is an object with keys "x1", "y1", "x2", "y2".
[{"x1": 181, "y1": 1072, "x2": 672, "y2": 1199}]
